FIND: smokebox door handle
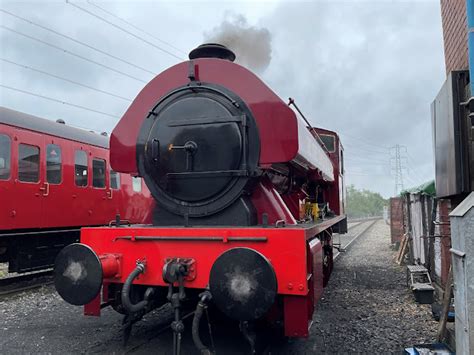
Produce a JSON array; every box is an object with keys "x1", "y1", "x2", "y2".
[{"x1": 151, "y1": 139, "x2": 160, "y2": 162}]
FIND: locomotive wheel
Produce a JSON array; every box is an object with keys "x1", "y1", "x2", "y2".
[{"x1": 322, "y1": 243, "x2": 333, "y2": 287}]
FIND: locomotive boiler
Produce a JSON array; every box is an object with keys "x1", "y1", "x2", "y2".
[{"x1": 54, "y1": 43, "x2": 347, "y2": 353}]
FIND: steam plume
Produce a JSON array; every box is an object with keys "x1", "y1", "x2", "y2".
[{"x1": 205, "y1": 14, "x2": 272, "y2": 72}]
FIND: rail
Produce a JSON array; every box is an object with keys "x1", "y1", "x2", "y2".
[
  {"x1": 0, "y1": 269, "x2": 53, "y2": 297},
  {"x1": 334, "y1": 219, "x2": 379, "y2": 260}
]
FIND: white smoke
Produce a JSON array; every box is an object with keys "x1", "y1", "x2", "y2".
[{"x1": 204, "y1": 14, "x2": 272, "y2": 73}]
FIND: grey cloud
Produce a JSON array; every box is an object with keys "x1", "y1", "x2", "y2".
[
  {"x1": 0, "y1": 1, "x2": 446, "y2": 197},
  {"x1": 260, "y1": 1, "x2": 445, "y2": 196}
]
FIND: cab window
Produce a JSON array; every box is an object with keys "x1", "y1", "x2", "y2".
[
  {"x1": 46, "y1": 144, "x2": 62, "y2": 184},
  {"x1": 320, "y1": 134, "x2": 336, "y2": 153},
  {"x1": 110, "y1": 170, "x2": 120, "y2": 189},
  {"x1": 340, "y1": 149, "x2": 344, "y2": 175},
  {"x1": 132, "y1": 177, "x2": 142, "y2": 192},
  {"x1": 75, "y1": 150, "x2": 88, "y2": 187},
  {"x1": 18, "y1": 144, "x2": 40, "y2": 182},
  {"x1": 92, "y1": 158, "x2": 106, "y2": 188},
  {"x1": 0, "y1": 134, "x2": 11, "y2": 180}
]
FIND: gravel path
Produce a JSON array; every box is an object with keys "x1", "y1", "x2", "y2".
[{"x1": 272, "y1": 220, "x2": 438, "y2": 353}]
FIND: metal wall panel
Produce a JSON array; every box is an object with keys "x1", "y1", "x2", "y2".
[
  {"x1": 431, "y1": 70, "x2": 471, "y2": 198},
  {"x1": 409, "y1": 194, "x2": 426, "y2": 264},
  {"x1": 450, "y1": 194, "x2": 474, "y2": 354}
]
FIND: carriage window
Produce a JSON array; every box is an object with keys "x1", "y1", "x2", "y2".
[
  {"x1": 46, "y1": 144, "x2": 62, "y2": 184},
  {"x1": 18, "y1": 144, "x2": 40, "y2": 182},
  {"x1": 92, "y1": 158, "x2": 106, "y2": 188},
  {"x1": 110, "y1": 170, "x2": 120, "y2": 189},
  {"x1": 132, "y1": 177, "x2": 142, "y2": 192},
  {"x1": 75, "y1": 150, "x2": 88, "y2": 187},
  {"x1": 0, "y1": 134, "x2": 11, "y2": 180},
  {"x1": 319, "y1": 134, "x2": 336, "y2": 153}
]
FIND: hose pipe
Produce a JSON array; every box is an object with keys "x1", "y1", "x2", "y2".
[
  {"x1": 121, "y1": 263, "x2": 148, "y2": 314},
  {"x1": 192, "y1": 291, "x2": 213, "y2": 355}
]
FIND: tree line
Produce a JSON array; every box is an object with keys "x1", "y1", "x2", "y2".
[{"x1": 345, "y1": 184, "x2": 388, "y2": 218}]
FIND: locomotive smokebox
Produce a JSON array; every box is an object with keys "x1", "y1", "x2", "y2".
[
  {"x1": 209, "y1": 248, "x2": 277, "y2": 321},
  {"x1": 137, "y1": 67, "x2": 260, "y2": 224},
  {"x1": 189, "y1": 43, "x2": 236, "y2": 62}
]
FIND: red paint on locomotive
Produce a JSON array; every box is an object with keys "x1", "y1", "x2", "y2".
[
  {"x1": 54, "y1": 44, "x2": 347, "y2": 348},
  {"x1": 110, "y1": 59, "x2": 299, "y2": 174}
]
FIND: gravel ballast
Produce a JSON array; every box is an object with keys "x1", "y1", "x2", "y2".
[{"x1": 272, "y1": 220, "x2": 438, "y2": 353}]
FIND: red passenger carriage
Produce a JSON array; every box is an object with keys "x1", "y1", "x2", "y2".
[
  {"x1": 54, "y1": 44, "x2": 347, "y2": 352},
  {"x1": 0, "y1": 107, "x2": 153, "y2": 273}
]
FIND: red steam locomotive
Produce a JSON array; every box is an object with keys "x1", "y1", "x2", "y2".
[
  {"x1": 54, "y1": 44, "x2": 347, "y2": 352},
  {"x1": 0, "y1": 107, "x2": 153, "y2": 273}
]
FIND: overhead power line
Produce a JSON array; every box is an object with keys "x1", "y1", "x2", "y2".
[
  {"x1": 0, "y1": 25, "x2": 147, "y2": 84},
  {"x1": 345, "y1": 155, "x2": 389, "y2": 165},
  {"x1": 343, "y1": 142, "x2": 389, "y2": 156},
  {"x1": 406, "y1": 151, "x2": 426, "y2": 183},
  {"x1": 340, "y1": 132, "x2": 389, "y2": 150},
  {"x1": 406, "y1": 163, "x2": 424, "y2": 185},
  {"x1": 67, "y1": 1, "x2": 184, "y2": 61},
  {"x1": 345, "y1": 166, "x2": 390, "y2": 173},
  {"x1": 404, "y1": 174, "x2": 419, "y2": 187},
  {"x1": 344, "y1": 171, "x2": 391, "y2": 177},
  {"x1": 345, "y1": 162, "x2": 389, "y2": 168},
  {"x1": 1, "y1": 58, "x2": 132, "y2": 102},
  {"x1": 0, "y1": 84, "x2": 120, "y2": 119},
  {"x1": 0, "y1": 9, "x2": 156, "y2": 76},
  {"x1": 87, "y1": 0, "x2": 187, "y2": 56},
  {"x1": 67, "y1": 122, "x2": 111, "y2": 135}
]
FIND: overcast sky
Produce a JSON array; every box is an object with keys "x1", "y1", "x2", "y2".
[{"x1": 0, "y1": 0, "x2": 446, "y2": 198}]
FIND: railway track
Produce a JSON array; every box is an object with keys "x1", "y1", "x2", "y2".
[
  {"x1": 334, "y1": 219, "x2": 379, "y2": 260},
  {"x1": 0, "y1": 269, "x2": 53, "y2": 297},
  {"x1": 347, "y1": 221, "x2": 362, "y2": 229},
  {"x1": 347, "y1": 216, "x2": 383, "y2": 223}
]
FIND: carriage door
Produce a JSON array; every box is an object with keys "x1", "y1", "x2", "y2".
[
  {"x1": 90, "y1": 156, "x2": 109, "y2": 225},
  {"x1": 107, "y1": 169, "x2": 122, "y2": 221},
  {"x1": 12, "y1": 130, "x2": 45, "y2": 229},
  {"x1": 41, "y1": 139, "x2": 75, "y2": 228},
  {"x1": 0, "y1": 132, "x2": 14, "y2": 230}
]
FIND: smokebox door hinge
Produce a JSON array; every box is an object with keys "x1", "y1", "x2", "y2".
[{"x1": 188, "y1": 61, "x2": 200, "y2": 83}]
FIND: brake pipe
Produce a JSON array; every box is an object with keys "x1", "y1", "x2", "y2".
[
  {"x1": 121, "y1": 262, "x2": 149, "y2": 314},
  {"x1": 192, "y1": 291, "x2": 213, "y2": 355}
]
